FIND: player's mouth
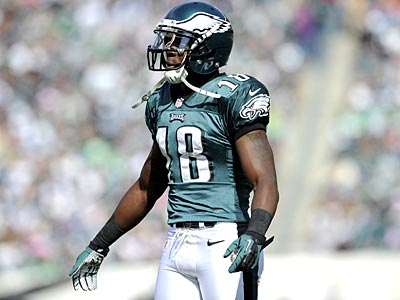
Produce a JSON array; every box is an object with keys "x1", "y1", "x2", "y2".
[{"x1": 165, "y1": 51, "x2": 186, "y2": 69}]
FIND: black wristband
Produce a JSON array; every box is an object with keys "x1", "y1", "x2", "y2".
[
  {"x1": 89, "y1": 214, "x2": 126, "y2": 256},
  {"x1": 245, "y1": 208, "x2": 273, "y2": 237}
]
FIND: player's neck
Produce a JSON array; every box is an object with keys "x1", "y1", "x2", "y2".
[{"x1": 171, "y1": 70, "x2": 220, "y2": 99}]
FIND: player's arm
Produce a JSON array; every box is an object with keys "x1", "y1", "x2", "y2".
[
  {"x1": 69, "y1": 141, "x2": 168, "y2": 290},
  {"x1": 235, "y1": 129, "x2": 278, "y2": 218},
  {"x1": 224, "y1": 129, "x2": 279, "y2": 272},
  {"x1": 112, "y1": 141, "x2": 169, "y2": 230}
]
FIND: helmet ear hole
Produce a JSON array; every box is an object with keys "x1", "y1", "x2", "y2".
[{"x1": 191, "y1": 45, "x2": 213, "y2": 59}]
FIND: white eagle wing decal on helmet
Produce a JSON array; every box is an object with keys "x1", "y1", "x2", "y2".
[
  {"x1": 239, "y1": 94, "x2": 270, "y2": 121},
  {"x1": 161, "y1": 13, "x2": 231, "y2": 34}
]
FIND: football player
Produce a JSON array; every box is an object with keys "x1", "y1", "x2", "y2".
[{"x1": 69, "y1": 2, "x2": 279, "y2": 299}]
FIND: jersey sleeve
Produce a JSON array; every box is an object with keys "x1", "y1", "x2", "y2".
[
  {"x1": 145, "y1": 97, "x2": 157, "y2": 138},
  {"x1": 223, "y1": 77, "x2": 270, "y2": 140}
]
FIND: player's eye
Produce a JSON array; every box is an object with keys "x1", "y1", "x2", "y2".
[
  {"x1": 164, "y1": 34, "x2": 179, "y2": 48},
  {"x1": 163, "y1": 33, "x2": 191, "y2": 52}
]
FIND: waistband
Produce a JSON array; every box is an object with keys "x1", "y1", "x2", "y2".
[{"x1": 172, "y1": 221, "x2": 217, "y2": 228}]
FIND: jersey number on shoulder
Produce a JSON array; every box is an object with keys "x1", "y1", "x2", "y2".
[
  {"x1": 217, "y1": 73, "x2": 250, "y2": 92},
  {"x1": 157, "y1": 126, "x2": 211, "y2": 183}
]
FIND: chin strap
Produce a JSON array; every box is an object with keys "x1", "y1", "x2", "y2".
[
  {"x1": 165, "y1": 67, "x2": 222, "y2": 98},
  {"x1": 164, "y1": 66, "x2": 188, "y2": 84},
  {"x1": 180, "y1": 76, "x2": 221, "y2": 98},
  {"x1": 131, "y1": 77, "x2": 166, "y2": 109},
  {"x1": 132, "y1": 67, "x2": 221, "y2": 109}
]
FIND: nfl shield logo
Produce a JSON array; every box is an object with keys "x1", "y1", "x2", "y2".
[{"x1": 175, "y1": 97, "x2": 184, "y2": 108}]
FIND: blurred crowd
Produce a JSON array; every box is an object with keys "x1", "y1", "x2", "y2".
[
  {"x1": 305, "y1": 0, "x2": 400, "y2": 251},
  {"x1": 0, "y1": 0, "x2": 399, "y2": 278}
]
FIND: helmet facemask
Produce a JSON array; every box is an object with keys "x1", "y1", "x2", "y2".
[{"x1": 147, "y1": 29, "x2": 196, "y2": 71}]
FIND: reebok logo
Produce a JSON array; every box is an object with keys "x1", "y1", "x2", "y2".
[{"x1": 207, "y1": 240, "x2": 225, "y2": 246}]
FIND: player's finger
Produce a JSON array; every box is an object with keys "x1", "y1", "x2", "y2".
[
  {"x1": 223, "y1": 247, "x2": 234, "y2": 257},
  {"x1": 87, "y1": 269, "x2": 97, "y2": 291},
  {"x1": 85, "y1": 269, "x2": 96, "y2": 291},
  {"x1": 89, "y1": 273, "x2": 98, "y2": 291},
  {"x1": 223, "y1": 242, "x2": 238, "y2": 257},
  {"x1": 85, "y1": 273, "x2": 93, "y2": 292},
  {"x1": 228, "y1": 251, "x2": 245, "y2": 273},
  {"x1": 250, "y1": 256, "x2": 259, "y2": 269},
  {"x1": 72, "y1": 275, "x2": 80, "y2": 291},
  {"x1": 85, "y1": 267, "x2": 93, "y2": 291},
  {"x1": 79, "y1": 273, "x2": 88, "y2": 291},
  {"x1": 228, "y1": 259, "x2": 241, "y2": 273},
  {"x1": 241, "y1": 251, "x2": 256, "y2": 270}
]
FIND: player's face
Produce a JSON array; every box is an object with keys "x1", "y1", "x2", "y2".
[
  {"x1": 154, "y1": 32, "x2": 191, "y2": 69},
  {"x1": 164, "y1": 50, "x2": 186, "y2": 68}
]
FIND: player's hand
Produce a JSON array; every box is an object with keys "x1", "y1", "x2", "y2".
[
  {"x1": 223, "y1": 233, "x2": 274, "y2": 273},
  {"x1": 68, "y1": 246, "x2": 107, "y2": 291}
]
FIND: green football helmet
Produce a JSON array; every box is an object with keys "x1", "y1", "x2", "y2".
[{"x1": 147, "y1": 1, "x2": 234, "y2": 75}]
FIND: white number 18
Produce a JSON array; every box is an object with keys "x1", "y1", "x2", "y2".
[{"x1": 157, "y1": 126, "x2": 211, "y2": 183}]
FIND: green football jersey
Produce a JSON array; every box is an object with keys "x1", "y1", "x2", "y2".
[{"x1": 145, "y1": 73, "x2": 270, "y2": 224}]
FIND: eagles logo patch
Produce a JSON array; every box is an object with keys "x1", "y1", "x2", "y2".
[
  {"x1": 239, "y1": 95, "x2": 270, "y2": 121},
  {"x1": 170, "y1": 113, "x2": 185, "y2": 122}
]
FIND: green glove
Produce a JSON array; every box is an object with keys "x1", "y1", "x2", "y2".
[
  {"x1": 68, "y1": 246, "x2": 106, "y2": 291},
  {"x1": 224, "y1": 233, "x2": 274, "y2": 273}
]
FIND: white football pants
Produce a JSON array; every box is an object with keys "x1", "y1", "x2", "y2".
[{"x1": 154, "y1": 222, "x2": 264, "y2": 300}]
